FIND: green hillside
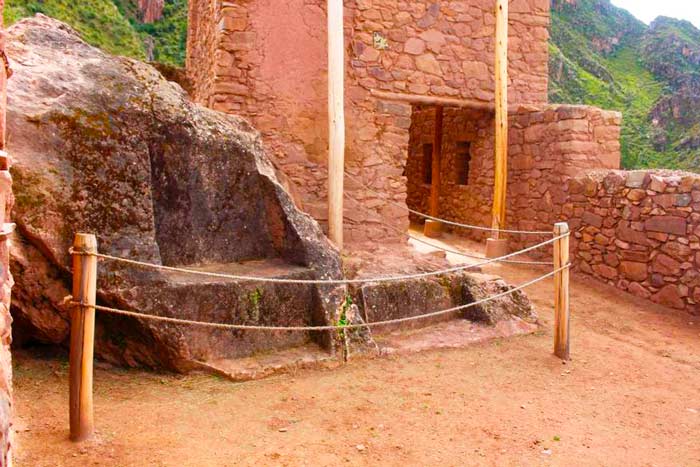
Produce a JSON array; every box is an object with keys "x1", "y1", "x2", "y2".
[
  {"x1": 550, "y1": 0, "x2": 700, "y2": 170},
  {"x1": 4, "y1": 0, "x2": 700, "y2": 170},
  {"x1": 4, "y1": 0, "x2": 187, "y2": 66}
]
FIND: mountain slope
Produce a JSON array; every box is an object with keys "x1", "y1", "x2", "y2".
[
  {"x1": 4, "y1": 0, "x2": 700, "y2": 171},
  {"x1": 551, "y1": 0, "x2": 700, "y2": 170},
  {"x1": 4, "y1": 0, "x2": 186, "y2": 66}
]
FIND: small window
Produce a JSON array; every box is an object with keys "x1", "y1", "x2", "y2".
[
  {"x1": 455, "y1": 141, "x2": 472, "y2": 185},
  {"x1": 423, "y1": 143, "x2": 433, "y2": 184}
]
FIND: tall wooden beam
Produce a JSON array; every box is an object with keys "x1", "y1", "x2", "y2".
[
  {"x1": 424, "y1": 106, "x2": 444, "y2": 238},
  {"x1": 429, "y1": 106, "x2": 444, "y2": 217},
  {"x1": 491, "y1": 0, "x2": 508, "y2": 238},
  {"x1": 327, "y1": 0, "x2": 345, "y2": 250}
]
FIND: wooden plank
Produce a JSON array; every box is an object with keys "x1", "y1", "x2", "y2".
[
  {"x1": 553, "y1": 223, "x2": 571, "y2": 360},
  {"x1": 429, "y1": 106, "x2": 444, "y2": 217},
  {"x1": 491, "y1": 0, "x2": 509, "y2": 237},
  {"x1": 69, "y1": 233, "x2": 97, "y2": 442},
  {"x1": 370, "y1": 89, "x2": 496, "y2": 112},
  {"x1": 327, "y1": 0, "x2": 345, "y2": 250}
]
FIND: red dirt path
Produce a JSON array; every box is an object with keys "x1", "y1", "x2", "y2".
[{"x1": 12, "y1": 263, "x2": 700, "y2": 466}]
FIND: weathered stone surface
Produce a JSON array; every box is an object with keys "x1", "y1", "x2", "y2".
[
  {"x1": 620, "y1": 261, "x2": 648, "y2": 282},
  {"x1": 7, "y1": 16, "x2": 345, "y2": 370},
  {"x1": 564, "y1": 169, "x2": 700, "y2": 314},
  {"x1": 0, "y1": 5, "x2": 12, "y2": 463},
  {"x1": 625, "y1": 171, "x2": 647, "y2": 188},
  {"x1": 652, "y1": 285, "x2": 685, "y2": 310},
  {"x1": 628, "y1": 282, "x2": 651, "y2": 299},
  {"x1": 138, "y1": 0, "x2": 164, "y2": 23},
  {"x1": 645, "y1": 216, "x2": 687, "y2": 236},
  {"x1": 652, "y1": 254, "x2": 682, "y2": 276},
  {"x1": 356, "y1": 272, "x2": 536, "y2": 332}
]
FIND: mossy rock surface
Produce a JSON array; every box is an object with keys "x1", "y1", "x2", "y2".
[{"x1": 6, "y1": 16, "x2": 343, "y2": 370}]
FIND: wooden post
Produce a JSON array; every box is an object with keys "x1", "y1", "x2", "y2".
[
  {"x1": 429, "y1": 106, "x2": 444, "y2": 217},
  {"x1": 69, "y1": 233, "x2": 97, "y2": 442},
  {"x1": 327, "y1": 0, "x2": 345, "y2": 250},
  {"x1": 491, "y1": 0, "x2": 508, "y2": 237},
  {"x1": 424, "y1": 106, "x2": 444, "y2": 238},
  {"x1": 553, "y1": 222, "x2": 570, "y2": 360}
]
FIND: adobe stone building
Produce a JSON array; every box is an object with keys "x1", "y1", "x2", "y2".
[{"x1": 186, "y1": 0, "x2": 621, "y2": 249}]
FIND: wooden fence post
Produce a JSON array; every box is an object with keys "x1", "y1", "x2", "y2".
[
  {"x1": 70, "y1": 233, "x2": 97, "y2": 442},
  {"x1": 553, "y1": 222, "x2": 570, "y2": 360}
]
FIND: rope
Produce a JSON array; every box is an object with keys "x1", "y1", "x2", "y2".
[
  {"x1": 70, "y1": 232, "x2": 567, "y2": 286},
  {"x1": 69, "y1": 264, "x2": 570, "y2": 331},
  {"x1": 407, "y1": 234, "x2": 553, "y2": 266},
  {"x1": 343, "y1": 172, "x2": 553, "y2": 235}
]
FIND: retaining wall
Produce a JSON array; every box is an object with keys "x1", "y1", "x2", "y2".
[{"x1": 569, "y1": 170, "x2": 700, "y2": 314}]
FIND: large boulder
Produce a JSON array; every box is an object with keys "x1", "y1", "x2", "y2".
[{"x1": 6, "y1": 15, "x2": 344, "y2": 370}]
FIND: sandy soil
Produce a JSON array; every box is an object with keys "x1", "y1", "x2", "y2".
[{"x1": 12, "y1": 262, "x2": 700, "y2": 466}]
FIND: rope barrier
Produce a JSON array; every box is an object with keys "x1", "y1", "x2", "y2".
[
  {"x1": 407, "y1": 234, "x2": 554, "y2": 266},
  {"x1": 357, "y1": 206, "x2": 554, "y2": 266},
  {"x1": 343, "y1": 172, "x2": 553, "y2": 235},
  {"x1": 69, "y1": 232, "x2": 567, "y2": 286},
  {"x1": 69, "y1": 264, "x2": 570, "y2": 332}
]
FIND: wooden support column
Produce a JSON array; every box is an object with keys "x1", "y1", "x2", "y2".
[
  {"x1": 553, "y1": 223, "x2": 571, "y2": 360},
  {"x1": 69, "y1": 233, "x2": 97, "y2": 442},
  {"x1": 424, "y1": 106, "x2": 444, "y2": 238},
  {"x1": 486, "y1": 0, "x2": 509, "y2": 258},
  {"x1": 327, "y1": 0, "x2": 345, "y2": 250},
  {"x1": 492, "y1": 0, "x2": 508, "y2": 235}
]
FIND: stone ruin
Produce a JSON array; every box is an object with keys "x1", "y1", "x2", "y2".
[
  {"x1": 184, "y1": 0, "x2": 700, "y2": 315},
  {"x1": 0, "y1": 0, "x2": 697, "y2": 460},
  {"x1": 185, "y1": 0, "x2": 621, "y2": 245},
  {"x1": 6, "y1": 15, "x2": 537, "y2": 373}
]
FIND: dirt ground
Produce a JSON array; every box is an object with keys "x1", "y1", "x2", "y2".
[{"x1": 11, "y1": 262, "x2": 700, "y2": 466}]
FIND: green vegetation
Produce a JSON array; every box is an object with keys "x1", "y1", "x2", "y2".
[
  {"x1": 550, "y1": 0, "x2": 700, "y2": 171},
  {"x1": 112, "y1": 0, "x2": 188, "y2": 66},
  {"x1": 4, "y1": 0, "x2": 187, "y2": 66},
  {"x1": 4, "y1": 0, "x2": 700, "y2": 170},
  {"x1": 5, "y1": 0, "x2": 146, "y2": 59}
]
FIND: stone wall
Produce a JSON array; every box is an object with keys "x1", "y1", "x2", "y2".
[
  {"x1": 0, "y1": 0, "x2": 13, "y2": 462},
  {"x1": 186, "y1": 0, "x2": 551, "y2": 245},
  {"x1": 568, "y1": 170, "x2": 700, "y2": 314},
  {"x1": 186, "y1": 0, "x2": 220, "y2": 105},
  {"x1": 406, "y1": 104, "x2": 621, "y2": 250}
]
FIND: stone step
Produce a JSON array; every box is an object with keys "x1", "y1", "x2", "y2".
[
  {"x1": 196, "y1": 317, "x2": 537, "y2": 383},
  {"x1": 99, "y1": 258, "x2": 331, "y2": 369}
]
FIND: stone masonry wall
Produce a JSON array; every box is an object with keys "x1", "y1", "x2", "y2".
[
  {"x1": 0, "y1": 0, "x2": 13, "y2": 462},
  {"x1": 186, "y1": 0, "x2": 551, "y2": 245},
  {"x1": 406, "y1": 105, "x2": 493, "y2": 236},
  {"x1": 568, "y1": 170, "x2": 700, "y2": 314},
  {"x1": 406, "y1": 104, "x2": 621, "y2": 250},
  {"x1": 186, "y1": 0, "x2": 220, "y2": 105}
]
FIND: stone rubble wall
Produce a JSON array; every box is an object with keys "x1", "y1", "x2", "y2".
[
  {"x1": 186, "y1": 0, "x2": 220, "y2": 106},
  {"x1": 406, "y1": 104, "x2": 621, "y2": 248},
  {"x1": 186, "y1": 0, "x2": 551, "y2": 245},
  {"x1": 406, "y1": 105, "x2": 493, "y2": 234},
  {"x1": 506, "y1": 104, "x2": 621, "y2": 253},
  {"x1": 0, "y1": 0, "x2": 13, "y2": 462},
  {"x1": 568, "y1": 170, "x2": 700, "y2": 314}
]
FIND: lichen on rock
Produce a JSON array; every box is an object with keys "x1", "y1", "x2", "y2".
[{"x1": 6, "y1": 15, "x2": 344, "y2": 370}]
